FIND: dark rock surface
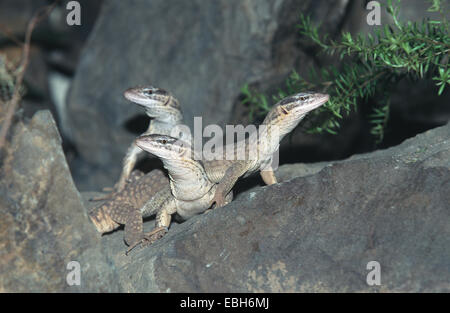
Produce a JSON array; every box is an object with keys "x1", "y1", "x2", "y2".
[
  {"x1": 0, "y1": 111, "x2": 117, "y2": 292},
  {"x1": 1, "y1": 110, "x2": 448, "y2": 292},
  {"x1": 90, "y1": 122, "x2": 449, "y2": 292},
  {"x1": 2, "y1": 0, "x2": 449, "y2": 293},
  {"x1": 66, "y1": 0, "x2": 351, "y2": 190}
]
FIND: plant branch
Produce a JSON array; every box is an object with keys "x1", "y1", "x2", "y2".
[{"x1": 0, "y1": 2, "x2": 57, "y2": 152}]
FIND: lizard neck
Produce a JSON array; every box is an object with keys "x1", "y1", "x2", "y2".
[
  {"x1": 162, "y1": 158, "x2": 213, "y2": 201},
  {"x1": 153, "y1": 108, "x2": 183, "y2": 125},
  {"x1": 255, "y1": 114, "x2": 305, "y2": 162}
]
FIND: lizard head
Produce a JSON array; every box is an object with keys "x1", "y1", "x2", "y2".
[
  {"x1": 135, "y1": 134, "x2": 191, "y2": 160},
  {"x1": 263, "y1": 92, "x2": 329, "y2": 132},
  {"x1": 124, "y1": 86, "x2": 182, "y2": 120}
]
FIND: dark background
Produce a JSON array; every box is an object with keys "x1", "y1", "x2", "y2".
[
  {"x1": 1, "y1": 0, "x2": 449, "y2": 293},
  {"x1": 1, "y1": 0, "x2": 448, "y2": 192}
]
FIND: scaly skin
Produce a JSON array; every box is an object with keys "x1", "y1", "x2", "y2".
[
  {"x1": 116, "y1": 86, "x2": 185, "y2": 192},
  {"x1": 89, "y1": 89, "x2": 327, "y2": 253},
  {"x1": 90, "y1": 90, "x2": 328, "y2": 251},
  {"x1": 89, "y1": 169, "x2": 170, "y2": 250},
  {"x1": 90, "y1": 134, "x2": 231, "y2": 254},
  {"x1": 125, "y1": 88, "x2": 328, "y2": 205},
  {"x1": 131, "y1": 134, "x2": 232, "y2": 251}
]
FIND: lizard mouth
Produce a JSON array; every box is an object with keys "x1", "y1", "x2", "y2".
[
  {"x1": 135, "y1": 137, "x2": 156, "y2": 153},
  {"x1": 124, "y1": 88, "x2": 168, "y2": 108},
  {"x1": 296, "y1": 93, "x2": 329, "y2": 113},
  {"x1": 135, "y1": 135, "x2": 188, "y2": 159}
]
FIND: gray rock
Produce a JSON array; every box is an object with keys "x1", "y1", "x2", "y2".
[
  {"x1": 66, "y1": 0, "x2": 351, "y2": 190},
  {"x1": 2, "y1": 110, "x2": 448, "y2": 292},
  {"x1": 88, "y1": 122, "x2": 450, "y2": 292},
  {"x1": 0, "y1": 110, "x2": 119, "y2": 292}
]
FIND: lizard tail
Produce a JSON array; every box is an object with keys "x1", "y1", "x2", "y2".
[{"x1": 89, "y1": 205, "x2": 120, "y2": 233}]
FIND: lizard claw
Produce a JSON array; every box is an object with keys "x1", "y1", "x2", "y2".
[
  {"x1": 125, "y1": 226, "x2": 168, "y2": 255},
  {"x1": 141, "y1": 226, "x2": 169, "y2": 247},
  {"x1": 125, "y1": 240, "x2": 142, "y2": 255},
  {"x1": 210, "y1": 193, "x2": 226, "y2": 208}
]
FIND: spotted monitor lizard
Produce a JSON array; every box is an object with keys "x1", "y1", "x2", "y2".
[
  {"x1": 89, "y1": 134, "x2": 231, "y2": 253},
  {"x1": 90, "y1": 88, "x2": 328, "y2": 252},
  {"x1": 116, "y1": 86, "x2": 185, "y2": 191},
  {"x1": 206, "y1": 91, "x2": 329, "y2": 207},
  {"x1": 123, "y1": 87, "x2": 328, "y2": 202}
]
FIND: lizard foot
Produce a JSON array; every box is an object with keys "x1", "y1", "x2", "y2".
[
  {"x1": 89, "y1": 193, "x2": 113, "y2": 201},
  {"x1": 125, "y1": 226, "x2": 168, "y2": 255},
  {"x1": 210, "y1": 193, "x2": 226, "y2": 208},
  {"x1": 141, "y1": 226, "x2": 168, "y2": 247}
]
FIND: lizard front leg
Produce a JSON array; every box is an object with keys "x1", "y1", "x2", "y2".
[
  {"x1": 123, "y1": 207, "x2": 144, "y2": 247},
  {"x1": 260, "y1": 165, "x2": 277, "y2": 185},
  {"x1": 102, "y1": 202, "x2": 144, "y2": 248},
  {"x1": 127, "y1": 202, "x2": 176, "y2": 254},
  {"x1": 141, "y1": 193, "x2": 178, "y2": 246},
  {"x1": 126, "y1": 188, "x2": 176, "y2": 254},
  {"x1": 140, "y1": 209, "x2": 172, "y2": 248},
  {"x1": 210, "y1": 161, "x2": 249, "y2": 208},
  {"x1": 116, "y1": 144, "x2": 144, "y2": 192},
  {"x1": 204, "y1": 190, "x2": 233, "y2": 214}
]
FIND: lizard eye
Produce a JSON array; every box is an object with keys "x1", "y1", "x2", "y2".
[{"x1": 160, "y1": 139, "x2": 167, "y2": 144}]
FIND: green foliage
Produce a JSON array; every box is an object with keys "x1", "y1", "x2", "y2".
[
  {"x1": 243, "y1": 0, "x2": 449, "y2": 143},
  {"x1": 0, "y1": 55, "x2": 16, "y2": 102}
]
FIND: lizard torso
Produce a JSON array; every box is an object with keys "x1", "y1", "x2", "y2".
[
  {"x1": 90, "y1": 134, "x2": 227, "y2": 253},
  {"x1": 89, "y1": 168, "x2": 170, "y2": 247},
  {"x1": 135, "y1": 134, "x2": 228, "y2": 220}
]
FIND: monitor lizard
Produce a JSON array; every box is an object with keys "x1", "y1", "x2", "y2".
[
  {"x1": 116, "y1": 86, "x2": 184, "y2": 192},
  {"x1": 127, "y1": 134, "x2": 233, "y2": 252},
  {"x1": 90, "y1": 90, "x2": 328, "y2": 252},
  {"x1": 89, "y1": 168, "x2": 170, "y2": 249},
  {"x1": 90, "y1": 86, "x2": 185, "y2": 202},
  {"x1": 206, "y1": 92, "x2": 330, "y2": 207},
  {"x1": 123, "y1": 87, "x2": 328, "y2": 196},
  {"x1": 89, "y1": 134, "x2": 231, "y2": 254}
]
